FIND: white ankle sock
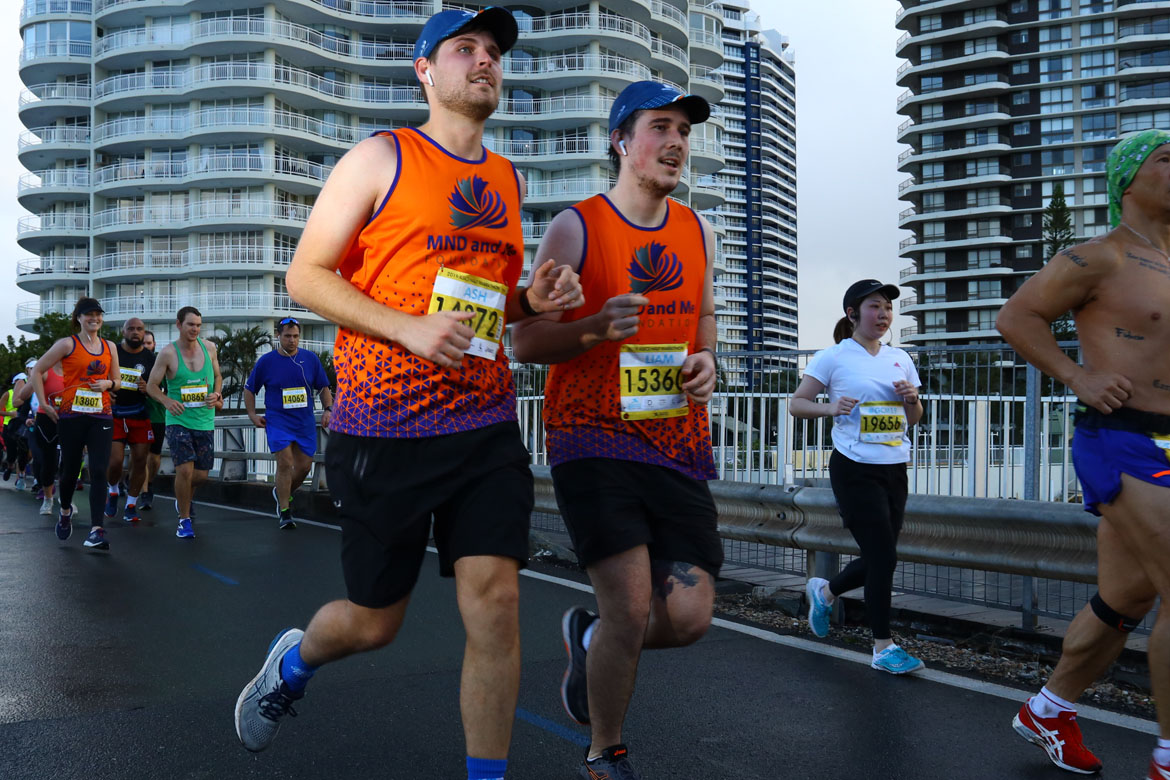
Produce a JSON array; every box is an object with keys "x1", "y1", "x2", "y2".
[
  {"x1": 1031, "y1": 687, "x2": 1075, "y2": 718},
  {"x1": 1154, "y1": 739, "x2": 1170, "y2": 766},
  {"x1": 126, "y1": 496, "x2": 136, "y2": 508},
  {"x1": 108, "y1": 483, "x2": 119, "y2": 496},
  {"x1": 582, "y1": 620, "x2": 598, "y2": 651}
]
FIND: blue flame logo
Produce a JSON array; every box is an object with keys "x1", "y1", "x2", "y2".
[
  {"x1": 628, "y1": 242, "x2": 683, "y2": 294},
  {"x1": 448, "y1": 176, "x2": 508, "y2": 231}
]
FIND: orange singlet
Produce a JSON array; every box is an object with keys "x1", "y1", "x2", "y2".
[
  {"x1": 59, "y1": 334, "x2": 112, "y2": 417},
  {"x1": 331, "y1": 128, "x2": 525, "y2": 438},
  {"x1": 542, "y1": 195, "x2": 716, "y2": 479}
]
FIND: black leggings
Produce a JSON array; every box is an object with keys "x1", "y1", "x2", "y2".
[
  {"x1": 30, "y1": 414, "x2": 59, "y2": 489},
  {"x1": 827, "y1": 449, "x2": 909, "y2": 641},
  {"x1": 58, "y1": 416, "x2": 113, "y2": 527},
  {"x1": 3, "y1": 420, "x2": 29, "y2": 471}
]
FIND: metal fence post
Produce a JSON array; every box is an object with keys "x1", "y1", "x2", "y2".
[
  {"x1": 1021, "y1": 363, "x2": 1041, "y2": 629},
  {"x1": 221, "y1": 424, "x2": 247, "y2": 481}
]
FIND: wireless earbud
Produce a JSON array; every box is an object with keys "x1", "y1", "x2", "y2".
[
  {"x1": 425, "y1": 70, "x2": 435, "y2": 86},
  {"x1": 618, "y1": 139, "x2": 628, "y2": 156}
]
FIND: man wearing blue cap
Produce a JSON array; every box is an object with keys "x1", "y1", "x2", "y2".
[
  {"x1": 512, "y1": 80, "x2": 718, "y2": 779},
  {"x1": 998, "y1": 130, "x2": 1170, "y2": 777},
  {"x1": 232, "y1": 9, "x2": 584, "y2": 779}
]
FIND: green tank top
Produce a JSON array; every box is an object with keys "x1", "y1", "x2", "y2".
[{"x1": 165, "y1": 339, "x2": 215, "y2": 431}]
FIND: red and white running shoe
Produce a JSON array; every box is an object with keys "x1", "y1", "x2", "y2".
[
  {"x1": 1149, "y1": 755, "x2": 1170, "y2": 780},
  {"x1": 1012, "y1": 701, "x2": 1103, "y2": 774}
]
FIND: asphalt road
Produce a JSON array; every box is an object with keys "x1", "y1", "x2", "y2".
[{"x1": 0, "y1": 484, "x2": 1156, "y2": 779}]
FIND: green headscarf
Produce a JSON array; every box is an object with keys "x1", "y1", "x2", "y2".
[{"x1": 1107, "y1": 129, "x2": 1170, "y2": 227}]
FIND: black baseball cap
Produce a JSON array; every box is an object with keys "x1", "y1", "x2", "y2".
[
  {"x1": 73, "y1": 297, "x2": 104, "y2": 316},
  {"x1": 842, "y1": 280, "x2": 899, "y2": 313},
  {"x1": 413, "y1": 7, "x2": 518, "y2": 61}
]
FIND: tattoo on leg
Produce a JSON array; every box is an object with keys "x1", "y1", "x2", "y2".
[{"x1": 651, "y1": 561, "x2": 701, "y2": 600}]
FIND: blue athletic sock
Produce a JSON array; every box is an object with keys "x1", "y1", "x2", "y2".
[
  {"x1": 466, "y1": 756, "x2": 507, "y2": 780},
  {"x1": 279, "y1": 642, "x2": 318, "y2": 695}
]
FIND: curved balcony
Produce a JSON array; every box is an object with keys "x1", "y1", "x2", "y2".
[
  {"x1": 688, "y1": 28, "x2": 723, "y2": 68},
  {"x1": 94, "y1": 0, "x2": 431, "y2": 25},
  {"x1": 18, "y1": 39, "x2": 93, "y2": 84},
  {"x1": 17, "y1": 212, "x2": 91, "y2": 248},
  {"x1": 15, "y1": 255, "x2": 90, "y2": 292},
  {"x1": 689, "y1": 137, "x2": 725, "y2": 175},
  {"x1": 897, "y1": 48, "x2": 1010, "y2": 86},
  {"x1": 896, "y1": 19, "x2": 1009, "y2": 57},
  {"x1": 93, "y1": 108, "x2": 364, "y2": 151},
  {"x1": 518, "y1": 12, "x2": 653, "y2": 61},
  {"x1": 897, "y1": 110, "x2": 1010, "y2": 143},
  {"x1": 94, "y1": 62, "x2": 427, "y2": 114},
  {"x1": 18, "y1": 169, "x2": 91, "y2": 210},
  {"x1": 898, "y1": 140, "x2": 1011, "y2": 171},
  {"x1": 689, "y1": 66, "x2": 725, "y2": 103},
  {"x1": 649, "y1": 0, "x2": 687, "y2": 42},
  {"x1": 651, "y1": 38, "x2": 689, "y2": 83},
  {"x1": 94, "y1": 154, "x2": 332, "y2": 196},
  {"x1": 484, "y1": 136, "x2": 610, "y2": 167},
  {"x1": 17, "y1": 299, "x2": 69, "y2": 328},
  {"x1": 525, "y1": 178, "x2": 613, "y2": 205},
  {"x1": 18, "y1": 125, "x2": 91, "y2": 170},
  {"x1": 899, "y1": 233, "x2": 1013, "y2": 258},
  {"x1": 690, "y1": 175, "x2": 726, "y2": 211},
  {"x1": 503, "y1": 53, "x2": 654, "y2": 90},
  {"x1": 45, "y1": 292, "x2": 312, "y2": 323},
  {"x1": 522, "y1": 220, "x2": 550, "y2": 245},
  {"x1": 18, "y1": 82, "x2": 92, "y2": 127},
  {"x1": 494, "y1": 93, "x2": 612, "y2": 128},
  {"x1": 897, "y1": 79, "x2": 1010, "y2": 113},
  {"x1": 20, "y1": 0, "x2": 91, "y2": 22},
  {"x1": 91, "y1": 245, "x2": 296, "y2": 278},
  {"x1": 92, "y1": 199, "x2": 311, "y2": 237}
]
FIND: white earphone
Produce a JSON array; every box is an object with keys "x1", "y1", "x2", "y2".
[
  {"x1": 618, "y1": 139, "x2": 628, "y2": 156},
  {"x1": 426, "y1": 70, "x2": 435, "y2": 86}
]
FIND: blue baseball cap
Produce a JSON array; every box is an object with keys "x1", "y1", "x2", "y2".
[
  {"x1": 413, "y1": 7, "x2": 519, "y2": 62},
  {"x1": 608, "y1": 81, "x2": 711, "y2": 133}
]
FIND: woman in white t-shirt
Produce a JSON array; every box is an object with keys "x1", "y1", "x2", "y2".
[{"x1": 790, "y1": 279, "x2": 925, "y2": 675}]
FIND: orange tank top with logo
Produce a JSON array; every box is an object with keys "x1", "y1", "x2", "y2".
[
  {"x1": 60, "y1": 334, "x2": 112, "y2": 417},
  {"x1": 542, "y1": 195, "x2": 716, "y2": 479},
  {"x1": 331, "y1": 128, "x2": 525, "y2": 438}
]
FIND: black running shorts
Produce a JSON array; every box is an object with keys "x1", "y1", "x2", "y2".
[
  {"x1": 551, "y1": 458, "x2": 722, "y2": 576},
  {"x1": 326, "y1": 421, "x2": 534, "y2": 608}
]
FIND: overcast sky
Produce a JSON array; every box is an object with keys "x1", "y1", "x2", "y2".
[{"x1": 0, "y1": 0, "x2": 909, "y2": 352}]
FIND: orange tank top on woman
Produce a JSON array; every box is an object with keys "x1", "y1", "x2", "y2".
[
  {"x1": 60, "y1": 334, "x2": 112, "y2": 417},
  {"x1": 331, "y1": 128, "x2": 526, "y2": 438},
  {"x1": 542, "y1": 195, "x2": 716, "y2": 479}
]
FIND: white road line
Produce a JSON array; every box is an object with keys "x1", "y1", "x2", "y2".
[{"x1": 203, "y1": 499, "x2": 1158, "y2": 736}]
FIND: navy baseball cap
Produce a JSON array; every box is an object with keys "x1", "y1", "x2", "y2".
[
  {"x1": 413, "y1": 7, "x2": 518, "y2": 61},
  {"x1": 608, "y1": 81, "x2": 711, "y2": 133},
  {"x1": 843, "y1": 280, "x2": 900, "y2": 312}
]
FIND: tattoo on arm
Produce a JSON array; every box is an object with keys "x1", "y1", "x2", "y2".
[
  {"x1": 1155, "y1": 380, "x2": 1170, "y2": 393},
  {"x1": 1061, "y1": 250, "x2": 1088, "y2": 267},
  {"x1": 1115, "y1": 328, "x2": 1146, "y2": 341}
]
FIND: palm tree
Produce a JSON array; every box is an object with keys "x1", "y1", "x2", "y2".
[{"x1": 208, "y1": 324, "x2": 271, "y2": 411}]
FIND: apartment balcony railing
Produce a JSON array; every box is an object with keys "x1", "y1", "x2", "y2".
[
  {"x1": 649, "y1": 0, "x2": 686, "y2": 27},
  {"x1": 495, "y1": 93, "x2": 612, "y2": 118},
  {"x1": 18, "y1": 212, "x2": 90, "y2": 236},
  {"x1": 19, "y1": 82, "x2": 92, "y2": 106},
  {"x1": 95, "y1": 0, "x2": 432, "y2": 18},
  {"x1": 690, "y1": 66, "x2": 725, "y2": 87},
  {"x1": 19, "y1": 125, "x2": 92, "y2": 150},
  {"x1": 484, "y1": 136, "x2": 609, "y2": 158},
  {"x1": 93, "y1": 154, "x2": 332, "y2": 187},
  {"x1": 689, "y1": 29, "x2": 721, "y2": 50},
  {"x1": 93, "y1": 108, "x2": 365, "y2": 146},
  {"x1": 18, "y1": 168, "x2": 91, "y2": 192},
  {"x1": 20, "y1": 293, "x2": 310, "y2": 321},
  {"x1": 21, "y1": 0, "x2": 92, "y2": 21},
  {"x1": 526, "y1": 178, "x2": 614, "y2": 199},
  {"x1": 91, "y1": 246, "x2": 296, "y2": 274},
  {"x1": 652, "y1": 37, "x2": 688, "y2": 68},
  {"x1": 92, "y1": 200, "x2": 311, "y2": 231},
  {"x1": 519, "y1": 12, "x2": 651, "y2": 45},
  {"x1": 19, "y1": 39, "x2": 92, "y2": 65},
  {"x1": 16, "y1": 255, "x2": 90, "y2": 276},
  {"x1": 502, "y1": 52, "x2": 654, "y2": 82}
]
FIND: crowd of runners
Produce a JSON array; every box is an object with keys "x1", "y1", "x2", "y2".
[{"x1": 4, "y1": 6, "x2": 1169, "y2": 779}]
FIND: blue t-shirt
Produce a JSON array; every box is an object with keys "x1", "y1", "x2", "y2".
[{"x1": 245, "y1": 348, "x2": 329, "y2": 433}]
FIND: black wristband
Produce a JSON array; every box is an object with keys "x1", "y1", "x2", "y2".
[
  {"x1": 698, "y1": 346, "x2": 717, "y2": 364},
  {"x1": 518, "y1": 286, "x2": 540, "y2": 317},
  {"x1": 321, "y1": 407, "x2": 332, "y2": 412}
]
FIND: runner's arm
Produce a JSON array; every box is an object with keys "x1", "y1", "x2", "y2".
[
  {"x1": 206, "y1": 340, "x2": 223, "y2": 403},
  {"x1": 100, "y1": 341, "x2": 120, "y2": 392},
  {"x1": 145, "y1": 346, "x2": 182, "y2": 415},
  {"x1": 31, "y1": 338, "x2": 74, "y2": 413}
]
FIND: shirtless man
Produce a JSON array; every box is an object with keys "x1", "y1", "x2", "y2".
[{"x1": 997, "y1": 128, "x2": 1170, "y2": 778}]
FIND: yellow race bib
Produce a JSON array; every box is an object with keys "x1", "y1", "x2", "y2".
[
  {"x1": 859, "y1": 401, "x2": 906, "y2": 446},
  {"x1": 282, "y1": 386, "x2": 308, "y2": 409},
  {"x1": 619, "y1": 344, "x2": 688, "y2": 421},
  {"x1": 119, "y1": 366, "x2": 142, "y2": 391},
  {"x1": 427, "y1": 267, "x2": 508, "y2": 361},
  {"x1": 72, "y1": 388, "x2": 102, "y2": 414},
  {"x1": 180, "y1": 383, "x2": 207, "y2": 408}
]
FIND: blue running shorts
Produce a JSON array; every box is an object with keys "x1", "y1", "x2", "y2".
[{"x1": 1072, "y1": 426, "x2": 1170, "y2": 515}]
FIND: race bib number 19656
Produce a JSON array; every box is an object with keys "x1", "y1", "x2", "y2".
[{"x1": 859, "y1": 401, "x2": 906, "y2": 446}]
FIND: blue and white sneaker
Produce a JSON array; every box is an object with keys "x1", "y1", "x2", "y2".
[
  {"x1": 104, "y1": 493, "x2": 118, "y2": 518},
  {"x1": 871, "y1": 644, "x2": 925, "y2": 675},
  {"x1": 55, "y1": 511, "x2": 73, "y2": 541},
  {"x1": 15, "y1": 477, "x2": 25, "y2": 491},
  {"x1": 176, "y1": 518, "x2": 195, "y2": 539},
  {"x1": 83, "y1": 527, "x2": 109, "y2": 550},
  {"x1": 234, "y1": 628, "x2": 306, "y2": 752},
  {"x1": 805, "y1": 576, "x2": 832, "y2": 638},
  {"x1": 175, "y1": 498, "x2": 197, "y2": 520}
]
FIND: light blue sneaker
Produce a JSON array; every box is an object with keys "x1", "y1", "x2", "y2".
[
  {"x1": 805, "y1": 577, "x2": 832, "y2": 638},
  {"x1": 871, "y1": 644, "x2": 925, "y2": 675},
  {"x1": 234, "y1": 628, "x2": 305, "y2": 752},
  {"x1": 176, "y1": 518, "x2": 195, "y2": 539}
]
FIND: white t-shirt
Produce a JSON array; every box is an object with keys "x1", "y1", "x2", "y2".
[{"x1": 802, "y1": 339, "x2": 921, "y2": 464}]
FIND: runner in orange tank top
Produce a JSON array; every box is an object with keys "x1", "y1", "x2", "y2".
[
  {"x1": 512, "y1": 80, "x2": 719, "y2": 780},
  {"x1": 231, "y1": 10, "x2": 584, "y2": 778},
  {"x1": 32, "y1": 297, "x2": 119, "y2": 552}
]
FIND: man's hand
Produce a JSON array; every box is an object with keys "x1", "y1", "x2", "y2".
[
  {"x1": 166, "y1": 398, "x2": 184, "y2": 416},
  {"x1": 681, "y1": 350, "x2": 716, "y2": 405},
  {"x1": 204, "y1": 392, "x2": 221, "y2": 408},
  {"x1": 136, "y1": 377, "x2": 148, "y2": 393},
  {"x1": 829, "y1": 396, "x2": 859, "y2": 416},
  {"x1": 527, "y1": 258, "x2": 584, "y2": 312},
  {"x1": 593, "y1": 294, "x2": 650, "y2": 342},
  {"x1": 250, "y1": 414, "x2": 266, "y2": 428},
  {"x1": 396, "y1": 310, "x2": 476, "y2": 369},
  {"x1": 321, "y1": 409, "x2": 331, "y2": 429},
  {"x1": 1071, "y1": 371, "x2": 1132, "y2": 414},
  {"x1": 893, "y1": 380, "x2": 919, "y2": 405}
]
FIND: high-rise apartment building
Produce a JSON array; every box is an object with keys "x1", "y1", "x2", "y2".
[
  {"x1": 716, "y1": 2, "x2": 798, "y2": 370},
  {"x1": 16, "y1": 0, "x2": 796, "y2": 356},
  {"x1": 895, "y1": 0, "x2": 1169, "y2": 345}
]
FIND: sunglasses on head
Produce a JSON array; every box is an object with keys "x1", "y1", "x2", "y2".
[{"x1": 279, "y1": 317, "x2": 300, "y2": 327}]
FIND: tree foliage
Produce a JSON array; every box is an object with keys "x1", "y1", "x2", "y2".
[
  {"x1": 207, "y1": 324, "x2": 272, "y2": 410},
  {"x1": 1042, "y1": 183, "x2": 1078, "y2": 340}
]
